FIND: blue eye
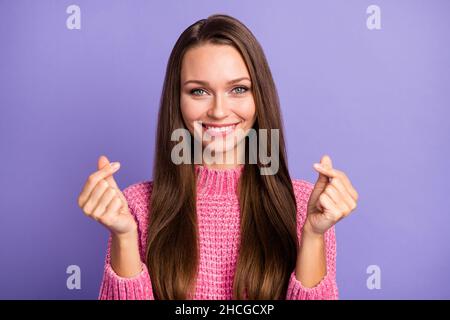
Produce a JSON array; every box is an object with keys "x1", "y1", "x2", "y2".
[
  {"x1": 190, "y1": 88, "x2": 207, "y2": 96},
  {"x1": 232, "y1": 86, "x2": 248, "y2": 94}
]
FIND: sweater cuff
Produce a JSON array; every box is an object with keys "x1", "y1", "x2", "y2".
[
  {"x1": 286, "y1": 269, "x2": 338, "y2": 300},
  {"x1": 98, "y1": 262, "x2": 154, "y2": 300}
]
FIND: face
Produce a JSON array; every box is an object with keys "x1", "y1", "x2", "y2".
[{"x1": 180, "y1": 43, "x2": 257, "y2": 167}]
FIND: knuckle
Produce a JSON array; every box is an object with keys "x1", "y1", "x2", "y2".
[
  {"x1": 343, "y1": 201, "x2": 351, "y2": 210},
  {"x1": 319, "y1": 194, "x2": 328, "y2": 205},
  {"x1": 83, "y1": 205, "x2": 92, "y2": 216},
  {"x1": 99, "y1": 179, "x2": 108, "y2": 188},
  {"x1": 91, "y1": 207, "x2": 101, "y2": 218},
  {"x1": 332, "y1": 213, "x2": 341, "y2": 223},
  {"x1": 82, "y1": 209, "x2": 91, "y2": 217},
  {"x1": 107, "y1": 187, "x2": 116, "y2": 197},
  {"x1": 92, "y1": 213, "x2": 102, "y2": 222}
]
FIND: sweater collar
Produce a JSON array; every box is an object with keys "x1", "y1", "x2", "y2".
[{"x1": 195, "y1": 164, "x2": 244, "y2": 197}]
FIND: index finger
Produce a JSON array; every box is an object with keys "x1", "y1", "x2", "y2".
[
  {"x1": 330, "y1": 169, "x2": 358, "y2": 200},
  {"x1": 313, "y1": 164, "x2": 359, "y2": 200}
]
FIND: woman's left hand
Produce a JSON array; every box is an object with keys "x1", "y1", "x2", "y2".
[{"x1": 304, "y1": 155, "x2": 359, "y2": 236}]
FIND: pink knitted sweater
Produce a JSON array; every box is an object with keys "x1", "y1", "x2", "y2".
[{"x1": 98, "y1": 165, "x2": 338, "y2": 300}]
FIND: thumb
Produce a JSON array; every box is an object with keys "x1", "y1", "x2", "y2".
[
  {"x1": 97, "y1": 155, "x2": 121, "y2": 190},
  {"x1": 320, "y1": 154, "x2": 333, "y2": 170}
]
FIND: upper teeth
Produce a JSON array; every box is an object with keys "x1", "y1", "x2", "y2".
[{"x1": 205, "y1": 125, "x2": 236, "y2": 132}]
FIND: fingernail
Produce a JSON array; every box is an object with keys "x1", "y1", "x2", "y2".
[
  {"x1": 314, "y1": 163, "x2": 322, "y2": 169},
  {"x1": 110, "y1": 162, "x2": 120, "y2": 170}
]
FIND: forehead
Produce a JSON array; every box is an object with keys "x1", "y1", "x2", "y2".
[{"x1": 181, "y1": 43, "x2": 250, "y2": 82}]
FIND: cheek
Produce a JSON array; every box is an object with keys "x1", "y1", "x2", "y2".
[
  {"x1": 180, "y1": 95, "x2": 205, "y2": 129},
  {"x1": 231, "y1": 97, "x2": 256, "y2": 125}
]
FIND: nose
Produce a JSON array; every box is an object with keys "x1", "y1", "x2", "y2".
[{"x1": 206, "y1": 94, "x2": 229, "y2": 120}]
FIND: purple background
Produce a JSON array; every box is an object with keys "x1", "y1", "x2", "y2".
[{"x1": 1, "y1": 0, "x2": 449, "y2": 299}]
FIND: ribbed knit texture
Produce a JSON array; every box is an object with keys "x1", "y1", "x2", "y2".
[{"x1": 98, "y1": 165, "x2": 338, "y2": 300}]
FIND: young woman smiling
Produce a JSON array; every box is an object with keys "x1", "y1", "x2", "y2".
[{"x1": 77, "y1": 14, "x2": 359, "y2": 300}]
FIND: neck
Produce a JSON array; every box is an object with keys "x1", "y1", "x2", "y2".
[{"x1": 195, "y1": 163, "x2": 244, "y2": 196}]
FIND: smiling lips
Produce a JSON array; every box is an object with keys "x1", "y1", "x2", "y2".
[{"x1": 201, "y1": 122, "x2": 240, "y2": 137}]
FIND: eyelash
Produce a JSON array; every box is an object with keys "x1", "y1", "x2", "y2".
[
  {"x1": 190, "y1": 86, "x2": 249, "y2": 96},
  {"x1": 232, "y1": 86, "x2": 249, "y2": 95}
]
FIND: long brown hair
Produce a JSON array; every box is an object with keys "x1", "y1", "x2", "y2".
[{"x1": 148, "y1": 14, "x2": 298, "y2": 299}]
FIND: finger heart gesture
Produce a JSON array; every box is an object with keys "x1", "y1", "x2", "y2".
[{"x1": 304, "y1": 155, "x2": 359, "y2": 236}]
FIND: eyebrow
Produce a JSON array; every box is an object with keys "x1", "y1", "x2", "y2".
[{"x1": 183, "y1": 77, "x2": 251, "y2": 86}]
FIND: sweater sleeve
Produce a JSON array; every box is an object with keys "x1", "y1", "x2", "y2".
[
  {"x1": 285, "y1": 179, "x2": 339, "y2": 300},
  {"x1": 98, "y1": 182, "x2": 155, "y2": 300}
]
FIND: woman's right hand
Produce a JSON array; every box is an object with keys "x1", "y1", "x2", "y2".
[{"x1": 77, "y1": 155, "x2": 137, "y2": 237}]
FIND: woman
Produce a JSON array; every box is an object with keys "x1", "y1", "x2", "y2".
[{"x1": 77, "y1": 14, "x2": 359, "y2": 300}]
